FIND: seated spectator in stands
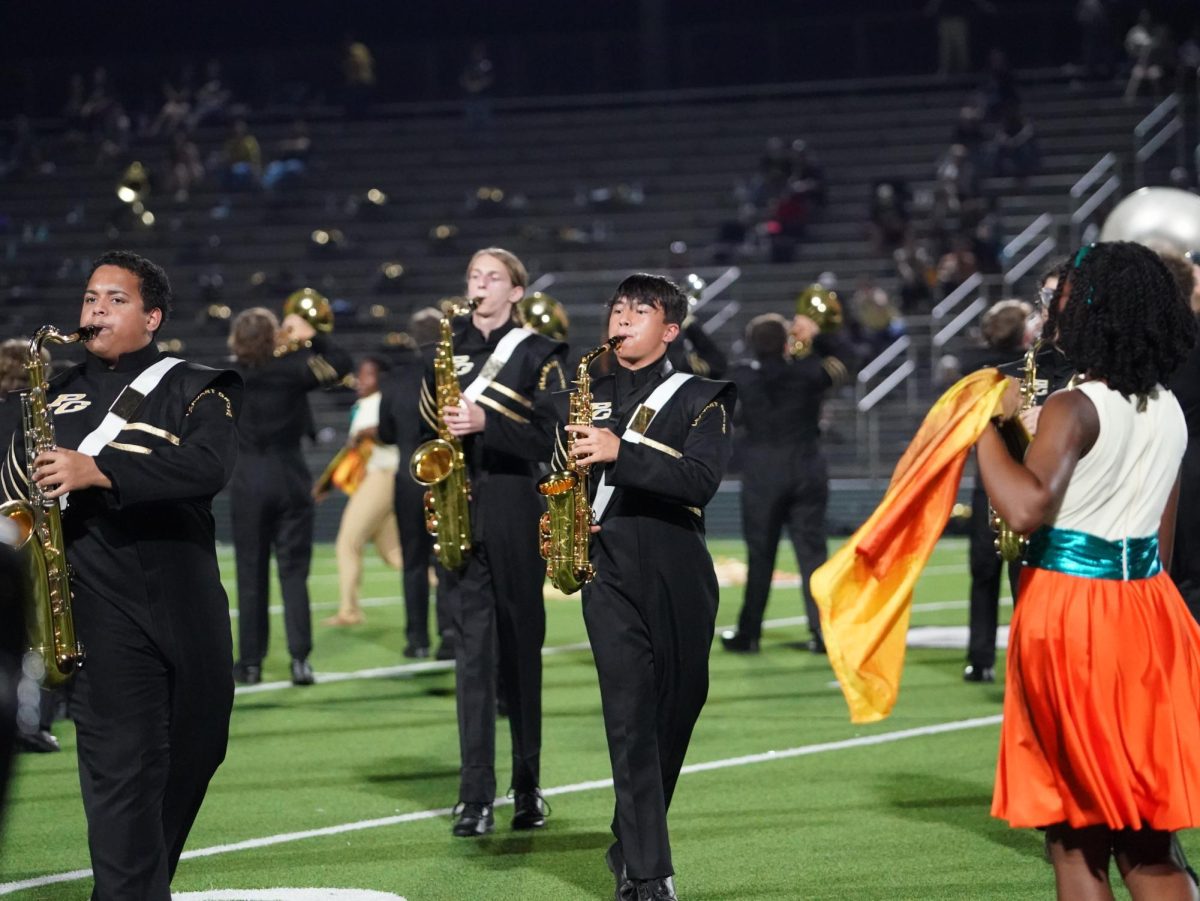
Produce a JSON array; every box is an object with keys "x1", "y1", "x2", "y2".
[
  {"x1": 94, "y1": 102, "x2": 132, "y2": 167},
  {"x1": 1124, "y1": 8, "x2": 1175, "y2": 101},
  {"x1": 460, "y1": 41, "x2": 496, "y2": 133},
  {"x1": 0, "y1": 117, "x2": 46, "y2": 180},
  {"x1": 79, "y1": 66, "x2": 115, "y2": 137},
  {"x1": 263, "y1": 120, "x2": 312, "y2": 193},
  {"x1": 850, "y1": 276, "x2": 905, "y2": 358},
  {"x1": 222, "y1": 119, "x2": 261, "y2": 191},
  {"x1": 149, "y1": 83, "x2": 192, "y2": 137},
  {"x1": 168, "y1": 130, "x2": 204, "y2": 203},
  {"x1": 936, "y1": 234, "x2": 979, "y2": 296},
  {"x1": 343, "y1": 36, "x2": 376, "y2": 119},
  {"x1": 868, "y1": 180, "x2": 912, "y2": 254},
  {"x1": 789, "y1": 139, "x2": 827, "y2": 211},
  {"x1": 963, "y1": 196, "x2": 1003, "y2": 274},
  {"x1": 1076, "y1": 0, "x2": 1116, "y2": 81},
  {"x1": 986, "y1": 103, "x2": 1039, "y2": 179},
  {"x1": 931, "y1": 143, "x2": 979, "y2": 238},
  {"x1": 711, "y1": 202, "x2": 762, "y2": 265},
  {"x1": 979, "y1": 48, "x2": 1019, "y2": 121},
  {"x1": 894, "y1": 243, "x2": 938, "y2": 313},
  {"x1": 766, "y1": 183, "x2": 810, "y2": 263},
  {"x1": 748, "y1": 136, "x2": 792, "y2": 211},
  {"x1": 190, "y1": 59, "x2": 232, "y2": 128},
  {"x1": 952, "y1": 102, "x2": 987, "y2": 161}
]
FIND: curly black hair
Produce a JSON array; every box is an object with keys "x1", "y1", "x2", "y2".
[
  {"x1": 1046, "y1": 241, "x2": 1197, "y2": 400},
  {"x1": 90, "y1": 250, "x2": 174, "y2": 332}
]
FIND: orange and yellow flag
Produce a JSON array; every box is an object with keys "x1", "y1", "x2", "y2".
[{"x1": 812, "y1": 368, "x2": 1009, "y2": 723}]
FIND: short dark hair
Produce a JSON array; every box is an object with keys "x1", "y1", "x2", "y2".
[
  {"x1": 1047, "y1": 241, "x2": 1197, "y2": 399},
  {"x1": 359, "y1": 353, "x2": 391, "y2": 374},
  {"x1": 607, "y1": 273, "x2": 687, "y2": 325},
  {"x1": 90, "y1": 250, "x2": 174, "y2": 331},
  {"x1": 745, "y1": 313, "x2": 789, "y2": 359},
  {"x1": 980, "y1": 299, "x2": 1031, "y2": 353}
]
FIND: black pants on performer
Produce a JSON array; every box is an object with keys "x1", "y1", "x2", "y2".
[
  {"x1": 737, "y1": 445, "x2": 828, "y2": 642},
  {"x1": 446, "y1": 477, "x2": 546, "y2": 802},
  {"x1": 582, "y1": 569, "x2": 717, "y2": 880},
  {"x1": 394, "y1": 475, "x2": 451, "y2": 651},
  {"x1": 967, "y1": 480, "x2": 1022, "y2": 669},
  {"x1": 1172, "y1": 447, "x2": 1200, "y2": 624},
  {"x1": 231, "y1": 448, "x2": 314, "y2": 665},
  {"x1": 71, "y1": 593, "x2": 232, "y2": 899}
]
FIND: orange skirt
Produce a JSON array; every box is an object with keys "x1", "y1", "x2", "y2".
[{"x1": 993, "y1": 567, "x2": 1200, "y2": 830}]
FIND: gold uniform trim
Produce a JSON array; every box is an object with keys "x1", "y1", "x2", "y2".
[
  {"x1": 821, "y1": 356, "x2": 849, "y2": 389},
  {"x1": 307, "y1": 355, "x2": 340, "y2": 386},
  {"x1": 486, "y1": 381, "x2": 533, "y2": 409},
  {"x1": 7, "y1": 440, "x2": 29, "y2": 488},
  {"x1": 692, "y1": 400, "x2": 728, "y2": 434},
  {"x1": 638, "y1": 435, "x2": 682, "y2": 459},
  {"x1": 105, "y1": 441, "x2": 152, "y2": 455},
  {"x1": 187, "y1": 389, "x2": 234, "y2": 419},
  {"x1": 477, "y1": 394, "x2": 530, "y2": 424},
  {"x1": 122, "y1": 422, "x2": 181, "y2": 444},
  {"x1": 538, "y1": 359, "x2": 567, "y2": 392}
]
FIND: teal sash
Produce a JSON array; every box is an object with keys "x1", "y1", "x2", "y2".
[{"x1": 1024, "y1": 526, "x2": 1161, "y2": 581}]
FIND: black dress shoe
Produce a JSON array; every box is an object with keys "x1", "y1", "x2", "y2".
[
  {"x1": 435, "y1": 642, "x2": 456, "y2": 661},
  {"x1": 510, "y1": 789, "x2": 550, "y2": 830},
  {"x1": 451, "y1": 801, "x2": 494, "y2": 837},
  {"x1": 963, "y1": 664, "x2": 995, "y2": 683},
  {"x1": 606, "y1": 843, "x2": 636, "y2": 901},
  {"x1": 403, "y1": 644, "x2": 430, "y2": 660},
  {"x1": 632, "y1": 877, "x2": 678, "y2": 901},
  {"x1": 290, "y1": 658, "x2": 315, "y2": 686},
  {"x1": 719, "y1": 629, "x2": 760, "y2": 653},
  {"x1": 234, "y1": 662, "x2": 262, "y2": 685},
  {"x1": 16, "y1": 728, "x2": 60, "y2": 753}
]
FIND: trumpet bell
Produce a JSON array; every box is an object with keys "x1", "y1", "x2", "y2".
[
  {"x1": 283, "y1": 288, "x2": 334, "y2": 333},
  {"x1": 410, "y1": 438, "x2": 456, "y2": 486},
  {"x1": 518, "y1": 292, "x2": 569, "y2": 341}
]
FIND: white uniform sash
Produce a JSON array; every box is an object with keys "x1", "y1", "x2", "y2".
[
  {"x1": 462, "y1": 328, "x2": 533, "y2": 402},
  {"x1": 591, "y1": 372, "x2": 693, "y2": 522}
]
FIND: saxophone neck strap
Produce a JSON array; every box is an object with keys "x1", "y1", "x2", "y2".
[
  {"x1": 591, "y1": 372, "x2": 693, "y2": 522},
  {"x1": 462, "y1": 328, "x2": 533, "y2": 402}
]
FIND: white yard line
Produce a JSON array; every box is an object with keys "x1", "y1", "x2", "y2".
[{"x1": 0, "y1": 715, "x2": 1002, "y2": 895}]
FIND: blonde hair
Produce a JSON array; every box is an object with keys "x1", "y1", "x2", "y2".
[{"x1": 467, "y1": 247, "x2": 528, "y2": 289}]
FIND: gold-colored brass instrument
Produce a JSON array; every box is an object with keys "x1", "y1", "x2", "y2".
[
  {"x1": 0, "y1": 325, "x2": 96, "y2": 687},
  {"x1": 990, "y1": 339, "x2": 1041, "y2": 561},
  {"x1": 274, "y1": 287, "x2": 333, "y2": 357},
  {"x1": 792, "y1": 283, "x2": 843, "y2": 357},
  {"x1": 408, "y1": 297, "x2": 480, "y2": 572},
  {"x1": 516, "y1": 292, "x2": 569, "y2": 340},
  {"x1": 536, "y1": 336, "x2": 623, "y2": 594}
]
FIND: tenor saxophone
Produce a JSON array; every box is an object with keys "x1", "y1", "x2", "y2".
[
  {"x1": 990, "y1": 338, "x2": 1041, "y2": 561},
  {"x1": 536, "y1": 337, "x2": 622, "y2": 594},
  {"x1": 0, "y1": 324, "x2": 96, "y2": 687},
  {"x1": 408, "y1": 297, "x2": 480, "y2": 572}
]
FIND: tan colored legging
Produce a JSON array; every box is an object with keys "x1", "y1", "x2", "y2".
[{"x1": 334, "y1": 467, "x2": 402, "y2": 618}]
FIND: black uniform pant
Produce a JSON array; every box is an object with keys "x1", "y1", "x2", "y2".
[
  {"x1": 445, "y1": 485, "x2": 546, "y2": 802},
  {"x1": 1172, "y1": 447, "x2": 1200, "y2": 624},
  {"x1": 582, "y1": 571, "x2": 716, "y2": 881},
  {"x1": 967, "y1": 481, "x2": 1022, "y2": 668},
  {"x1": 394, "y1": 476, "x2": 451, "y2": 651},
  {"x1": 231, "y1": 449, "x2": 314, "y2": 665},
  {"x1": 737, "y1": 446, "x2": 828, "y2": 642},
  {"x1": 70, "y1": 594, "x2": 232, "y2": 900},
  {"x1": 0, "y1": 546, "x2": 23, "y2": 818}
]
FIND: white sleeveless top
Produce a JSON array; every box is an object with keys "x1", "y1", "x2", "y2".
[
  {"x1": 1051, "y1": 381, "x2": 1186, "y2": 540},
  {"x1": 349, "y1": 392, "x2": 400, "y2": 474}
]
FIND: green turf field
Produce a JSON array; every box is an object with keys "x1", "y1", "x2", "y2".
[{"x1": 0, "y1": 537, "x2": 1186, "y2": 899}]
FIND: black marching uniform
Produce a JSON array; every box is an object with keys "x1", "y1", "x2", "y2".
[
  {"x1": 964, "y1": 343, "x2": 1076, "y2": 674},
  {"x1": 378, "y1": 344, "x2": 451, "y2": 655},
  {"x1": 550, "y1": 355, "x2": 735, "y2": 881},
  {"x1": 230, "y1": 333, "x2": 351, "y2": 674},
  {"x1": 1169, "y1": 331, "x2": 1200, "y2": 622},
  {"x1": 728, "y1": 336, "x2": 849, "y2": 649},
  {"x1": 0, "y1": 343, "x2": 241, "y2": 898},
  {"x1": 420, "y1": 318, "x2": 566, "y2": 804}
]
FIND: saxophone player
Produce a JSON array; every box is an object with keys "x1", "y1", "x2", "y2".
[
  {"x1": 0, "y1": 251, "x2": 241, "y2": 899},
  {"x1": 425, "y1": 247, "x2": 567, "y2": 837},
  {"x1": 553, "y1": 274, "x2": 736, "y2": 901}
]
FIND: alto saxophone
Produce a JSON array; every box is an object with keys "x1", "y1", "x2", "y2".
[
  {"x1": 990, "y1": 338, "x2": 1041, "y2": 561},
  {"x1": 409, "y1": 297, "x2": 480, "y2": 572},
  {"x1": 0, "y1": 324, "x2": 96, "y2": 687},
  {"x1": 537, "y1": 337, "x2": 623, "y2": 594}
]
